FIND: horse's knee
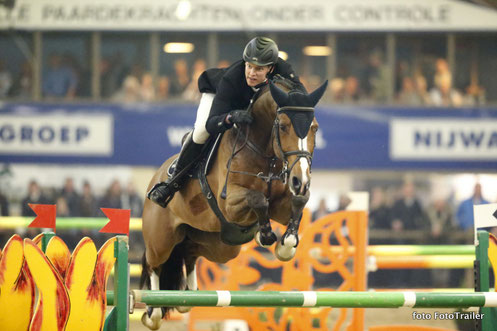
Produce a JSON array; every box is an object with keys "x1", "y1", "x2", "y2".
[{"x1": 246, "y1": 190, "x2": 268, "y2": 211}]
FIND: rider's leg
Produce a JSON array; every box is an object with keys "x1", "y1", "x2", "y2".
[{"x1": 147, "y1": 93, "x2": 215, "y2": 208}]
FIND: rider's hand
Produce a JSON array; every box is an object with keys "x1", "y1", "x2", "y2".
[{"x1": 226, "y1": 110, "x2": 253, "y2": 126}]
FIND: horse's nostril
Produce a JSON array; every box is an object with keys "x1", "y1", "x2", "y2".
[{"x1": 292, "y1": 176, "x2": 301, "y2": 191}]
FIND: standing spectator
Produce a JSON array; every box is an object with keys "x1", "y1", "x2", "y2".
[
  {"x1": 9, "y1": 60, "x2": 32, "y2": 98},
  {"x1": 0, "y1": 189, "x2": 9, "y2": 216},
  {"x1": 364, "y1": 49, "x2": 391, "y2": 104},
  {"x1": 312, "y1": 197, "x2": 331, "y2": 221},
  {"x1": 456, "y1": 183, "x2": 489, "y2": 231},
  {"x1": 425, "y1": 195, "x2": 456, "y2": 288},
  {"x1": 121, "y1": 182, "x2": 143, "y2": 218},
  {"x1": 60, "y1": 177, "x2": 80, "y2": 216},
  {"x1": 99, "y1": 179, "x2": 122, "y2": 209},
  {"x1": 21, "y1": 180, "x2": 51, "y2": 216},
  {"x1": 369, "y1": 187, "x2": 392, "y2": 233},
  {"x1": 79, "y1": 180, "x2": 97, "y2": 217},
  {"x1": 42, "y1": 53, "x2": 78, "y2": 99},
  {"x1": 390, "y1": 181, "x2": 428, "y2": 234},
  {"x1": 390, "y1": 181, "x2": 429, "y2": 287},
  {"x1": 0, "y1": 59, "x2": 12, "y2": 98},
  {"x1": 169, "y1": 59, "x2": 190, "y2": 97}
]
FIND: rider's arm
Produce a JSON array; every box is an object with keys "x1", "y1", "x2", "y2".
[
  {"x1": 205, "y1": 78, "x2": 237, "y2": 135},
  {"x1": 273, "y1": 58, "x2": 306, "y2": 92}
]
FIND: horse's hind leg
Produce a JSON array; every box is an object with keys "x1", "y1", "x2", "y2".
[
  {"x1": 176, "y1": 253, "x2": 199, "y2": 313},
  {"x1": 246, "y1": 190, "x2": 277, "y2": 247},
  {"x1": 276, "y1": 194, "x2": 308, "y2": 261},
  {"x1": 141, "y1": 205, "x2": 186, "y2": 330}
]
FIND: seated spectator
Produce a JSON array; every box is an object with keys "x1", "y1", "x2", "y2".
[
  {"x1": 429, "y1": 73, "x2": 463, "y2": 107},
  {"x1": 169, "y1": 59, "x2": 190, "y2": 97},
  {"x1": 79, "y1": 180, "x2": 97, "y2": 217},
  {"x1": 0, "y1": 59, "x2": 13, "y2": 98},
  {"x1": 217, "y1": 60, "x2": 230, "y2": 68},
  {"x1": 21, "y1": 180, "x2": 51, "y2": 216},
  {"x1": 329, "y1": 78, "x2": 345, "y2": 103},
  {"x1": 140, "y1": 72, "x2": 156, "y2": 102},
  {"x1": 433, "y1": 58, "x2": 452, "y2": 90},
  {"x1": 397, "y1": 76, "x2": 424, "y2": 106},
  {"x1": 342, "y1": 76, "x2": 362, "y2": 103},
  {"x1": 112, "y1": 75, "x2": 141, "y2": 103},
  {"x1": 156, "y1": 76, "x2": 170, "y2": 101},
  {"x1": 413, "y1": 73, "x2": 431, "y2": 105},
  {"x1": 9, "y1": 60, "x2": 32, "y2": 98},
  {"x1": 456, "y1": 182, "x2": 489, "y2": 231},
  {"x1": 42, "y1": 53, "x2": 78, "y2": 99},
  {"x1": 183, "y1": 58, "x2": 206, "y2": 102},
  {"x1": 463, "y1": 81, "x2": 486, "y2": 106}
]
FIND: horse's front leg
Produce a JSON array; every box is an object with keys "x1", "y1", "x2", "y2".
[
  {"x1": 247, "y1": 190, "x2": 277, "y2": 247},
  {"x1": 275, "y1": 193, "x2": 309, "y2": 261},
  {"x1": 225, "y1": 187, "x2": 276, "y2": 247}
]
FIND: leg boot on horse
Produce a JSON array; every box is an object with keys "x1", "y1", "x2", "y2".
[{"x1": 147, "y1": 133, "x2": 203, "y2": 208}]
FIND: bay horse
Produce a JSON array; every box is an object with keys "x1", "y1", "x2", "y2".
[{"x1": 140, "y1": 77, "x2": 327, "y2": 330}]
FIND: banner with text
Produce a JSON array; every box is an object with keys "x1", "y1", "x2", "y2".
[
  {"x1": 0, "y1": 102, "x2": 496, "y2": 171},
  {"x1": 1, "y1": 0, "x2": 497, "y2": 31}
]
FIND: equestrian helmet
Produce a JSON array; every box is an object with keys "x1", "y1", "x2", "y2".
[{"x1": 243, "y1": 37, "x2": 279, "y2": 66}]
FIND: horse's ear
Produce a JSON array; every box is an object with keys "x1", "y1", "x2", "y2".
[
  {"x1": 269, "y1": 81, "x2": 289, "y2": 107},
  {"x1": 308, "y1": 80, "x2": 328, "y2": 107}
]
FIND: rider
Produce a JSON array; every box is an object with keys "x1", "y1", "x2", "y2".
[{"x1": 148, "y1": 36, "x2": 305, "y2": 208}]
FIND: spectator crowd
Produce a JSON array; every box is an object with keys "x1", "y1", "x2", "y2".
[{"x1": 0, "y1": 48, "x2": 488, "y2": 107}]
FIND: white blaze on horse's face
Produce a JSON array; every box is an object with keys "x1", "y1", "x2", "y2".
[{"x1": 298, "y1": 136, "x2": 310, "y2": 190}]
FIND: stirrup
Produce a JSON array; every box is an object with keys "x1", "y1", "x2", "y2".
[{"x1": 147, "y1": 181, "x2": 179, "y2": 208}]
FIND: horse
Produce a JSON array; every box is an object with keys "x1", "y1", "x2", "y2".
[{"x1": 140, "y1": 77, "x2": 328, "y2": 330}]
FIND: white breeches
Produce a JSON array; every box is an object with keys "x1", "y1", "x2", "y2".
[{"x1": 192, "y1": 93, "x2": 215, "y2": 144}]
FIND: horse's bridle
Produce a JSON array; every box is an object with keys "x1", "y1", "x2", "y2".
[
  {"x1": 221, "y1": 103, "x2": 315, "y2": 199},
  {"x1": 272, "y1": 106, "x2": 314, "y2": 183}
]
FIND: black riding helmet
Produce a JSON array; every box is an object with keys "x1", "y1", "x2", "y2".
[{"x1": 243, "y1": 37, "x2": 279, "y2": 66}]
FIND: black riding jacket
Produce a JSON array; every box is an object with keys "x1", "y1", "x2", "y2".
[{"x1": 198, "y1": 58, "x2": 304, "y2": 135}]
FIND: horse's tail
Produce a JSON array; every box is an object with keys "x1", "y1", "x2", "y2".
[{"x1": 140, "y1": 241, "x2": 186, "y2": 317}]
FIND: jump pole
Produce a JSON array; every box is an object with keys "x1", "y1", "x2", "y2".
[{"x1": 128, "y1": 290, "x2": 497, "y2": 309}]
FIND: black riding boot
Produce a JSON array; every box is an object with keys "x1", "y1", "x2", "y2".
[{"x1": 147, "y1": 134, "x2": 204, "y2": 208}]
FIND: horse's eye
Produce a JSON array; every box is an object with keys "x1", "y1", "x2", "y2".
[
  {"x1": 311, "y1": 126, "x2": 318, "y2": 133},
  {"x1": 280, "y1": 124, "x2": 289, "y2": 133}
]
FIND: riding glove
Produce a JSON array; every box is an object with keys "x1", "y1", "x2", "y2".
[{"x1": 226, "y1": 110, "x2": 253, "y2": 126}]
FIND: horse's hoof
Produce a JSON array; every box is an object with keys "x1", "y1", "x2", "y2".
[
  {"x1": 275, "y1": 237, "x2": 297, "y2": 261},
  {"x1": 255, "y1": 231, "x2": 277, "y2": 247},
  {"x1": 141, "y1": 311, "x2": 162, "y2": 330},
  {"x1": 176, "y1": 306, "x2": 192, "y2": 313}
]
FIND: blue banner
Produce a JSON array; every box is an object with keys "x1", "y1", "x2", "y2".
[{"x1": 1, "y1": 102, "x2": 496, "y2": 171}]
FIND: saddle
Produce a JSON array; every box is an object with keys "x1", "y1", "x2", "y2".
[{"x1": 167, "y1": 132, "x2": 258, "y2": 246}]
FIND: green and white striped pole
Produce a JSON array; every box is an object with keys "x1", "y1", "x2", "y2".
[{"x1": 128, "y1": 290, "x2": 497, "y2": 309}]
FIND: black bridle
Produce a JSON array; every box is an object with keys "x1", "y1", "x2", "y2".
[{"x1": 220, "y1": 99, "x2": 315, "y2": 199}]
